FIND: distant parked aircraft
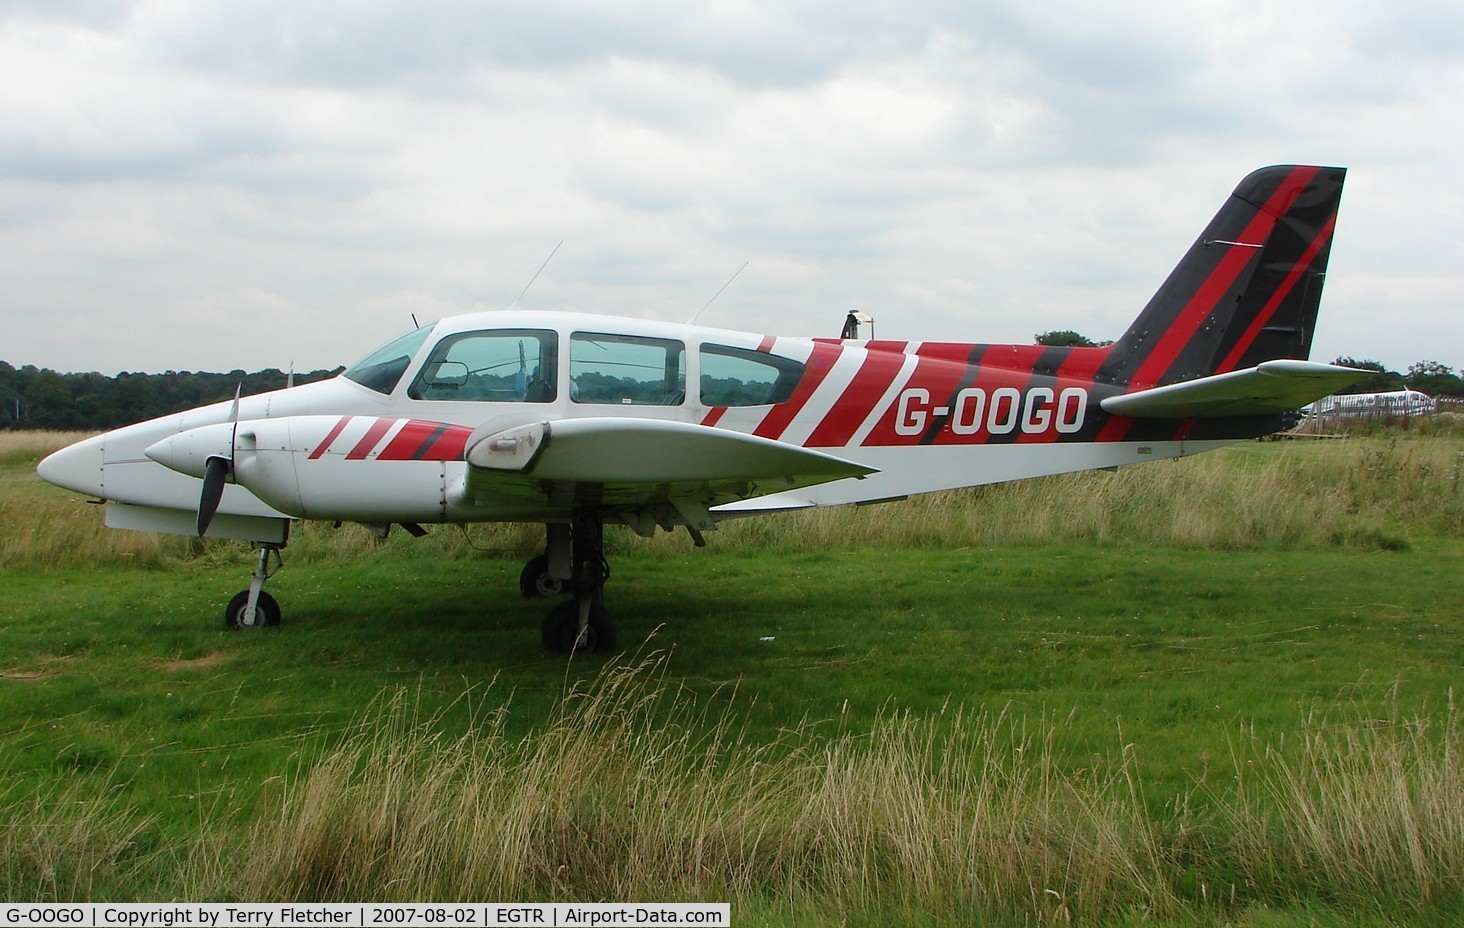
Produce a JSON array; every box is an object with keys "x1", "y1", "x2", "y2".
[{"x1": 1307, "y1": 390, "x2": 1437, "y2": 418}]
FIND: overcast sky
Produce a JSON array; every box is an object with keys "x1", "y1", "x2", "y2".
[{"x1": 2, "y1": 0, "x2": 1460, "y2": 376}]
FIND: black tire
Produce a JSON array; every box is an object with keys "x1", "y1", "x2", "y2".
[
  {"x1": 224, "y1": 590, "x2": 282, "y2": 629},
  {"x1": 540, "y1": 600, "x2": 617, "y2": 653},
  {"x1": 520, "y1": 555, "x2": 566, "y2": 598}
]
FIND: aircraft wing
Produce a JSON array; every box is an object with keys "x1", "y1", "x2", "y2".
[
  {"x1": 458, "y1": 417, "x2": 876, "y2": 518},
  {"x1": 1099, "y1": 360, "x2": 1367, "y2": 419}
]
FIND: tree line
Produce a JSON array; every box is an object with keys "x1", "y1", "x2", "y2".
[
  {"x1": 1331, "y1": 358, "x2": 1464, "y2": 398},
  {"x1": 0, "y1": 361, "x2": 342, "y2": 431}
]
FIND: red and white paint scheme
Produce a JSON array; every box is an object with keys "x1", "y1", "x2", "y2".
[{"x1": 39, "y1": 166, "x2": 1364, "y2": 652}]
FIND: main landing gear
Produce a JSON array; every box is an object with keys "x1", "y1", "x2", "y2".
[{"x1": 522, "y1": 510, "x2": 617, "y2": 654}]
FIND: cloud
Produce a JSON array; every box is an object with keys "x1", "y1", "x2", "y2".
[{"x1": 0, "y1": 1, "x2": 1460, "y2": 374}]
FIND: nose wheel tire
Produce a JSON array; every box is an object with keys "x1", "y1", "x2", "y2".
[
  {"x1": 541, "y1": 600, "x2": 616, "y2": 653},
  {"x1": 224, "y1": 590, "x2": 282, "y2": 628}
]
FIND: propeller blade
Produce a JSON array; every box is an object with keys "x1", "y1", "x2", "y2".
[{"x1": 198, "y1": 456, "x2": 229, "y2": 536}]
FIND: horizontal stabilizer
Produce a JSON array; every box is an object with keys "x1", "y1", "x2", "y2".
[{"x1": 1099, "y1": 360, "x2": 1367, "y2": 419}]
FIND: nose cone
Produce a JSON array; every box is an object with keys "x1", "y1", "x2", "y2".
[
  {"x1": 145, "y1": 423, "x2": 236, "y2": 479},
  {"x1": 37, "y1": 435, "x2": 106, "y2": 496}
]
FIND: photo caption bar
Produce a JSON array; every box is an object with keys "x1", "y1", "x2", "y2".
[{"x1": 0, "y1": 904, "x2": 729, "y2": 928}]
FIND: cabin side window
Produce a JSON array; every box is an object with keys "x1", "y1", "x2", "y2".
[
  {"x1": 407, "y1": 329, "x2": 558, "y2": 402},
  {"x1": 570, "y1": 333, "x2": 686, "y2": 405},
  {"x1": 700, "y1": 344, "x2": 805, "y2": 406}
]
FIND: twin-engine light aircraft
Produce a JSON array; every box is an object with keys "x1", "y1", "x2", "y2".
[{"x1": 39, "y1": 165, "x2": 1363, "y2": 653}]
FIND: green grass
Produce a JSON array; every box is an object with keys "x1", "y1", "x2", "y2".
[{"x1": 1, "y1": 431, "x2": 1461, "y2": 924}]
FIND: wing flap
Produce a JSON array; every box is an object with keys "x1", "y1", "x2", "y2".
[{"x1": 1100, "y1": 360, "x2": 1366, "y2": 419}]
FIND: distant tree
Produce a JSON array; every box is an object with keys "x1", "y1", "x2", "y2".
[
  {"x1": 1035, "y1": 330, "x2": 1105, "y2": 347},
  {"x1": 0, "y1": 361, "x2": 342, "y2": 430},
  {"x1": 114, "y1": 371, "x2": 160, "y2": 422},
  {"x1": 24, "y1": 370, "x2": 75, "y2": 429},
  {"x1": 0, "y1": 361, "x2": 17, "y2": 427},
  {"x1": 1333, "y1": 358, "x2": 1405, "y2": 395},
  {"x1": 1404, "y1": 360, "x2": 1464, "y2": 398}
]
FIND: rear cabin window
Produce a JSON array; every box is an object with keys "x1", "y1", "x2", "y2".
[
  {"x1": 699, "y1": 344, "x2": 805, "y2": 406},
  {"x1": 408, "y1": 329, "x2": 558, "y2": 402},
  {"x1": 570, "y1": 333, "x2": 685, "y2": 405}
]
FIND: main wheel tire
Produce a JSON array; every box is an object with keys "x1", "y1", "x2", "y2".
[
  {"x1": 540, "y1": 600, "x2": 617, "y2": 653},
  {"x1": 224, "y1": 590, "x2": 282, "y2": 629},
  {"x1": 520, "y1": 555, "x2": 566, "y2": 598}
]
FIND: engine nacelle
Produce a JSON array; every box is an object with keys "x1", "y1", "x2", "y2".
[{"x1": 147, "y1": 415, "x2": 471, "y2": 522}]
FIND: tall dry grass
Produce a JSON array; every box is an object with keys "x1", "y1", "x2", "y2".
[
  {"x1": 229, "y1": 655, "x2": 1177, "y2": 922},
  {"x1": 0, "y1": 431, "x2": 97, "y2": 467},
  {"x1": 1219, "y1": 697, "x2": 1464, "y2": 909},
  {"x1": 1, "y1": 431, "x2": 181, "y2": 569},
  {"x1": 213, "y1": 656, "x2": 1462, "y2": 922},
  {"x1": 689, "y1": 436, "x2": 1464, "y2": 554},
  {"x1": 6, "y1": 431, "x2": 1462, "y2": 570},
  {"x1": 0, "y1": 775, "x2": 161, "y2": 900}
]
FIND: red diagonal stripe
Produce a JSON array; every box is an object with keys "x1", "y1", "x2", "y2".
[
  {"x1": 345, "y1": 417, "x2": 396, "y2": 460},
  {"x1": 1053, "y1": 346, "x2": 1111, "y2": 382},
  {"x1": 1095, "y1": 413, "x2": 1132, "y2": 443},
  {"x1": 308, "y1": 415, "x2": 353, "y2": 460},
  {"x1": 420, "y1": 425, "x2": 472, "y2": 461},
  {"x1": 377, "y1": 420, "x2": 446, "y2": 461},
  {"x1": 805, "y1": 343, "x2": 907, "y2": 447}
]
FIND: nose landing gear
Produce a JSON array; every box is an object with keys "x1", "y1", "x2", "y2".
[{"x1": 224, "y1": 543, "x2": 284, "y2": 628}]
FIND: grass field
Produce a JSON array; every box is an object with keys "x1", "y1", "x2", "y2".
[{"x1": 1, "y1": 430, "x2": 1461, "y2": 925}]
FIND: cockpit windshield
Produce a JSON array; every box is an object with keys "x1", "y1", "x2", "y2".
[{"x1": 342, "y1": 323, "x2": 436, "y2": 394}]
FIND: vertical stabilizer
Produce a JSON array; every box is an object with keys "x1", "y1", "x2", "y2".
[{"x1": 1098, "y1": 165, "x2": 1345, "y2": 388}]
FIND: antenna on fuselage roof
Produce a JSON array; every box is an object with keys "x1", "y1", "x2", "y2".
[
  {"x1": 509, "y1": 240, "x2": 564, "y2": 311},
  {"x1": 841, "y1": 309, "x2": 874, "y2": 340},
  {"x1": 687, "y1": 261, "x2": 749, "y2": 326}
]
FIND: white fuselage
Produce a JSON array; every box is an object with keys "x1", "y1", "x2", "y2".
[{"x1": 39, "y1": 310, "x2": 1233, "y2": 540}]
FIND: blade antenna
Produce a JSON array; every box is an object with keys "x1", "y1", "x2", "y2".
[
  {"x1": 688, "y1": 261, "x2": 749, "y2": 325},
  {"x1": 510, "y1": 240, "x2": 563, "y2": 310}
]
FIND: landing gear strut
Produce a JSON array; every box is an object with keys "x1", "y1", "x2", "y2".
[
  {"x1": 224, "y1": 543, "x2": 284, "y2": 629},
  {"x1": 532, "y1": 510, "x2": 617, "y2": 653}
]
